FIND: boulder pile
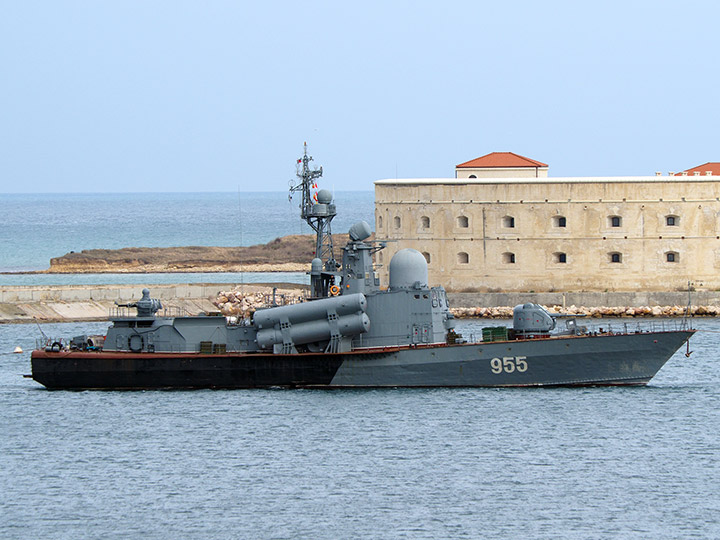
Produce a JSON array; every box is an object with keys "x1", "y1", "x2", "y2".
[
  {"x1": 213, "y1": 289, "x2": 305, "y2": 318},
  {"x1": 212, "y1": 287, "x2": 720, "y2": 319},
  {"x1": 213, "y1": 288, "x2": 716, "y2": 319},
  {"x1": 450, "y1": 305, "x2": 717, "y2": 319}
]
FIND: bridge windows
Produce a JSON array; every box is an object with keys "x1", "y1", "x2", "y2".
[
  {"x1": 502, "y1": 252, "x2": 516, "y2": 264},
  {"x1": 609, "y1": 216, "x2": 622, "y2": 227},
  {"x1": 422, "y1": 252, "x2": 431, "y2": 264},
  {"x1": 665, "y1": 251, "x2": 679, "y2": 263},
  {"x1": 377, "y1": 216, "x2": 383, "y2": 229},
  {"x1": 553, "y1": 216, "x2": 566, "y2": 228},
  {"x1": 421, "y1": 216, "x2": 430, "y2": 229},
  {"x1": 457, "y1": 215, "x2": 469, "y2": 228},
  {"x1": 554, "y1": 252, "x2": 567, "y2": 263},
  {"x1": 666, "y1": 215, "x2": 679, "y2": 226},
  {"x1": 502, "y1": 216, "x2": 515, "y2": 228},
  {"x1": 609, "y1": 252, "x2": 622, "y2": 263},
  {"x1": 457, "y1": 252, "x2": 469, "y2": 264},
  {"x1": 394, "y1": 216, "x2": 401, "y2": 229}
]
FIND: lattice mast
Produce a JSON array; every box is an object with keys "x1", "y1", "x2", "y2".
[{"x1": 289, "y1": 143, "x2": 338, "y2": 297}]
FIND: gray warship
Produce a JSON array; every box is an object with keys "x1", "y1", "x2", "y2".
[{"x1": 31, "y1": 146, "x2": 695, "y2": 389}]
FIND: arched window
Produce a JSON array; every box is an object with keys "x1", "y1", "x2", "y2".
[
  {"x1": 378, "y1": 252, "x2": 383, "y2": 263},
  {"x1": 457, "y1": 215, "x2": 469, "y2": 228},
  {"x1": 393, "y1": 216, "x2": 401, "y2": 229},
  {"x1": 457, "y1": 252, "x2": 469, "y2": 264},
  {"x1": 666, "y1": 215, "x2": 678, "y2": 226},
  {"x1": 610, "y1": 252, "x2": 622, "y2": 263},
  {"x1": 554, "y1": 252, "x2": 567, "y2": 263},
  {"x1": 610, "y1": 216, "x2": 621, "y2": 228},
  {"x1": 553, "y1": 216, "x2": 566, "y2": 228},
  {"x1": 469, "y1": 175, "x2": 477, "y2": 179},
  {"x1": 422, "y1": 251, "x2": 431, "y2": 264},
  {"x1": 666, "y1": 251, "x2": 679, "y2": 263},
  {"x1": 502, "y1": 216, "x2": 515, "y2": 228},
  {"x1": 421, "y1": 216, "x2": 430, "y2": 229},
  {"x1": 502, "y1": 252, "x2": 516, "y2": 264},
  {"x1": 378, "y1": 216, "x2": 383, "y2": 228}
]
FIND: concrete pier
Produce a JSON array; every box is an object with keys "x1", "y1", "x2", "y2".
[
  {"x1": 1, "y1": 283, "x2": 716, "y2": 324},
  {"x1": 0, "y1": 283, "x2": 301, "y2": 323}
]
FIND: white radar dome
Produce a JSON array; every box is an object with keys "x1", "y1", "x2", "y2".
[{"x1": 388, "y1": 248, "x2": 428, "y2": 290}]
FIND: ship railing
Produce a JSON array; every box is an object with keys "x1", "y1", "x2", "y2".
[
  {"x1": 260, "y1": 292, "x2": 306, "y2": 308},
  {"x1": 464, "y1": 318, "x2": 692, "y2": 345},
  {"x1": 596, "y1": 318, "x2": 693, "y2": 335},
  {"x1": 35, "y1": 337, "x2": 67, "y2": 351},
  {"x1": 109, "y1": 305, "x2": 192, "y2": 318}
]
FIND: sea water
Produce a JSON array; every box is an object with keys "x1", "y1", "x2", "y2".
[
  {"x1": 1, "y1": 318, "x2": 719, "y2": 539},
  {"x1": 0, "y1": 191, "x2": 375, "y2": 278}
]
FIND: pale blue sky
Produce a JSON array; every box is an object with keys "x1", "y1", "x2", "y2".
[{"x1": 1, "y1": 0, "x2": 717, "y2": 193}]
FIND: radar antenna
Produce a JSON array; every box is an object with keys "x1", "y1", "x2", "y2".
[{"x1": 289, "y1": 143, "x2": 339, "y2": 298}]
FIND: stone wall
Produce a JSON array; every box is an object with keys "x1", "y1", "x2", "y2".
[{"x1": 375, "y1": 175, "x2": 720, "y2": 292}]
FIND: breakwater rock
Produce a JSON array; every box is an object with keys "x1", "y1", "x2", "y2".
[
  {"x1": 213, "y1": 288, "x2": 305, "y2": 318},
  {"x1": 211, "y1": 288, "x2": 717, "y2": 319},
  {"x1": 450, "y1": 304, "x2": 716, "y2": 318}
]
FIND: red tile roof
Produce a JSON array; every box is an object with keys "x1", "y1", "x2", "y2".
[
  {"x1": 456, "y1": 152, "x2": 548, "y2": 169},
  {"x1": 675, "y1": 162, "x2": 720, "y2": 176}
]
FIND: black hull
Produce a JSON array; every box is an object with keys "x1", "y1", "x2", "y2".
[
  {"x1": 31, "y1": 329, "x2": 695, "y2": 390},
  {"x1": 31, "y1": 350, "x2": 352, "y2": 390}
]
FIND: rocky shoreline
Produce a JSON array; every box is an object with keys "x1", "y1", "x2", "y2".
[
  {"x1": 211, "y1": 288, "x2": 711, "y2": 319},
  {"x1": 41, "y1": 234, "x2": 348, "y2": 274}
]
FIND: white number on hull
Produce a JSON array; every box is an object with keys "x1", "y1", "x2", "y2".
[{"x1": 490, "y1": 356, "x2": 528, "y2": 374}]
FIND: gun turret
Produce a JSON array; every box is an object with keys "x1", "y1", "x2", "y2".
[{"x1": 116, "y1": 288, "x2": 163, "y2": 317}]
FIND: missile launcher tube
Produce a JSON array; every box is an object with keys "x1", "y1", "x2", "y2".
[
  {"x1": 256, "y1": 312, "x2": 370, "y2": 349},
  {"x1": 253, "y1": 293, "x2": 367, "y2": 329}
]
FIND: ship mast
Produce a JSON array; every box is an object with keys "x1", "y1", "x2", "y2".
[{"x1": 289, "y1": 143, "x2": 338, "y2": 298}]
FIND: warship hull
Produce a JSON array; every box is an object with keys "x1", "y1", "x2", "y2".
[{"x1": 31, "y1": 329, "x2": 694, "y2": 390}]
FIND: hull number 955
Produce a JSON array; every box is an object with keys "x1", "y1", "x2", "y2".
[{"x1": 490, "y1": 356, "x2": 528, "y2": 374}]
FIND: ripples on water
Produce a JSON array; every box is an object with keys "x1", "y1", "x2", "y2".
[{"x1": 1, "y1": 319, "x2": 719, "y2": 539}]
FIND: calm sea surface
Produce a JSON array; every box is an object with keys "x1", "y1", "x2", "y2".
[
  {"x1": 1, "y1": 318, "x2": 719, "y2": 539},
  {"x1": 0, "y1": 191, "x2": 375, "y2": 277}
]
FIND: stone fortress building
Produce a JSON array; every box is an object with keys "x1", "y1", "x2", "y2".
[{"x1": 374, "y1": 153, "x2": 720, "y2": 292}]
